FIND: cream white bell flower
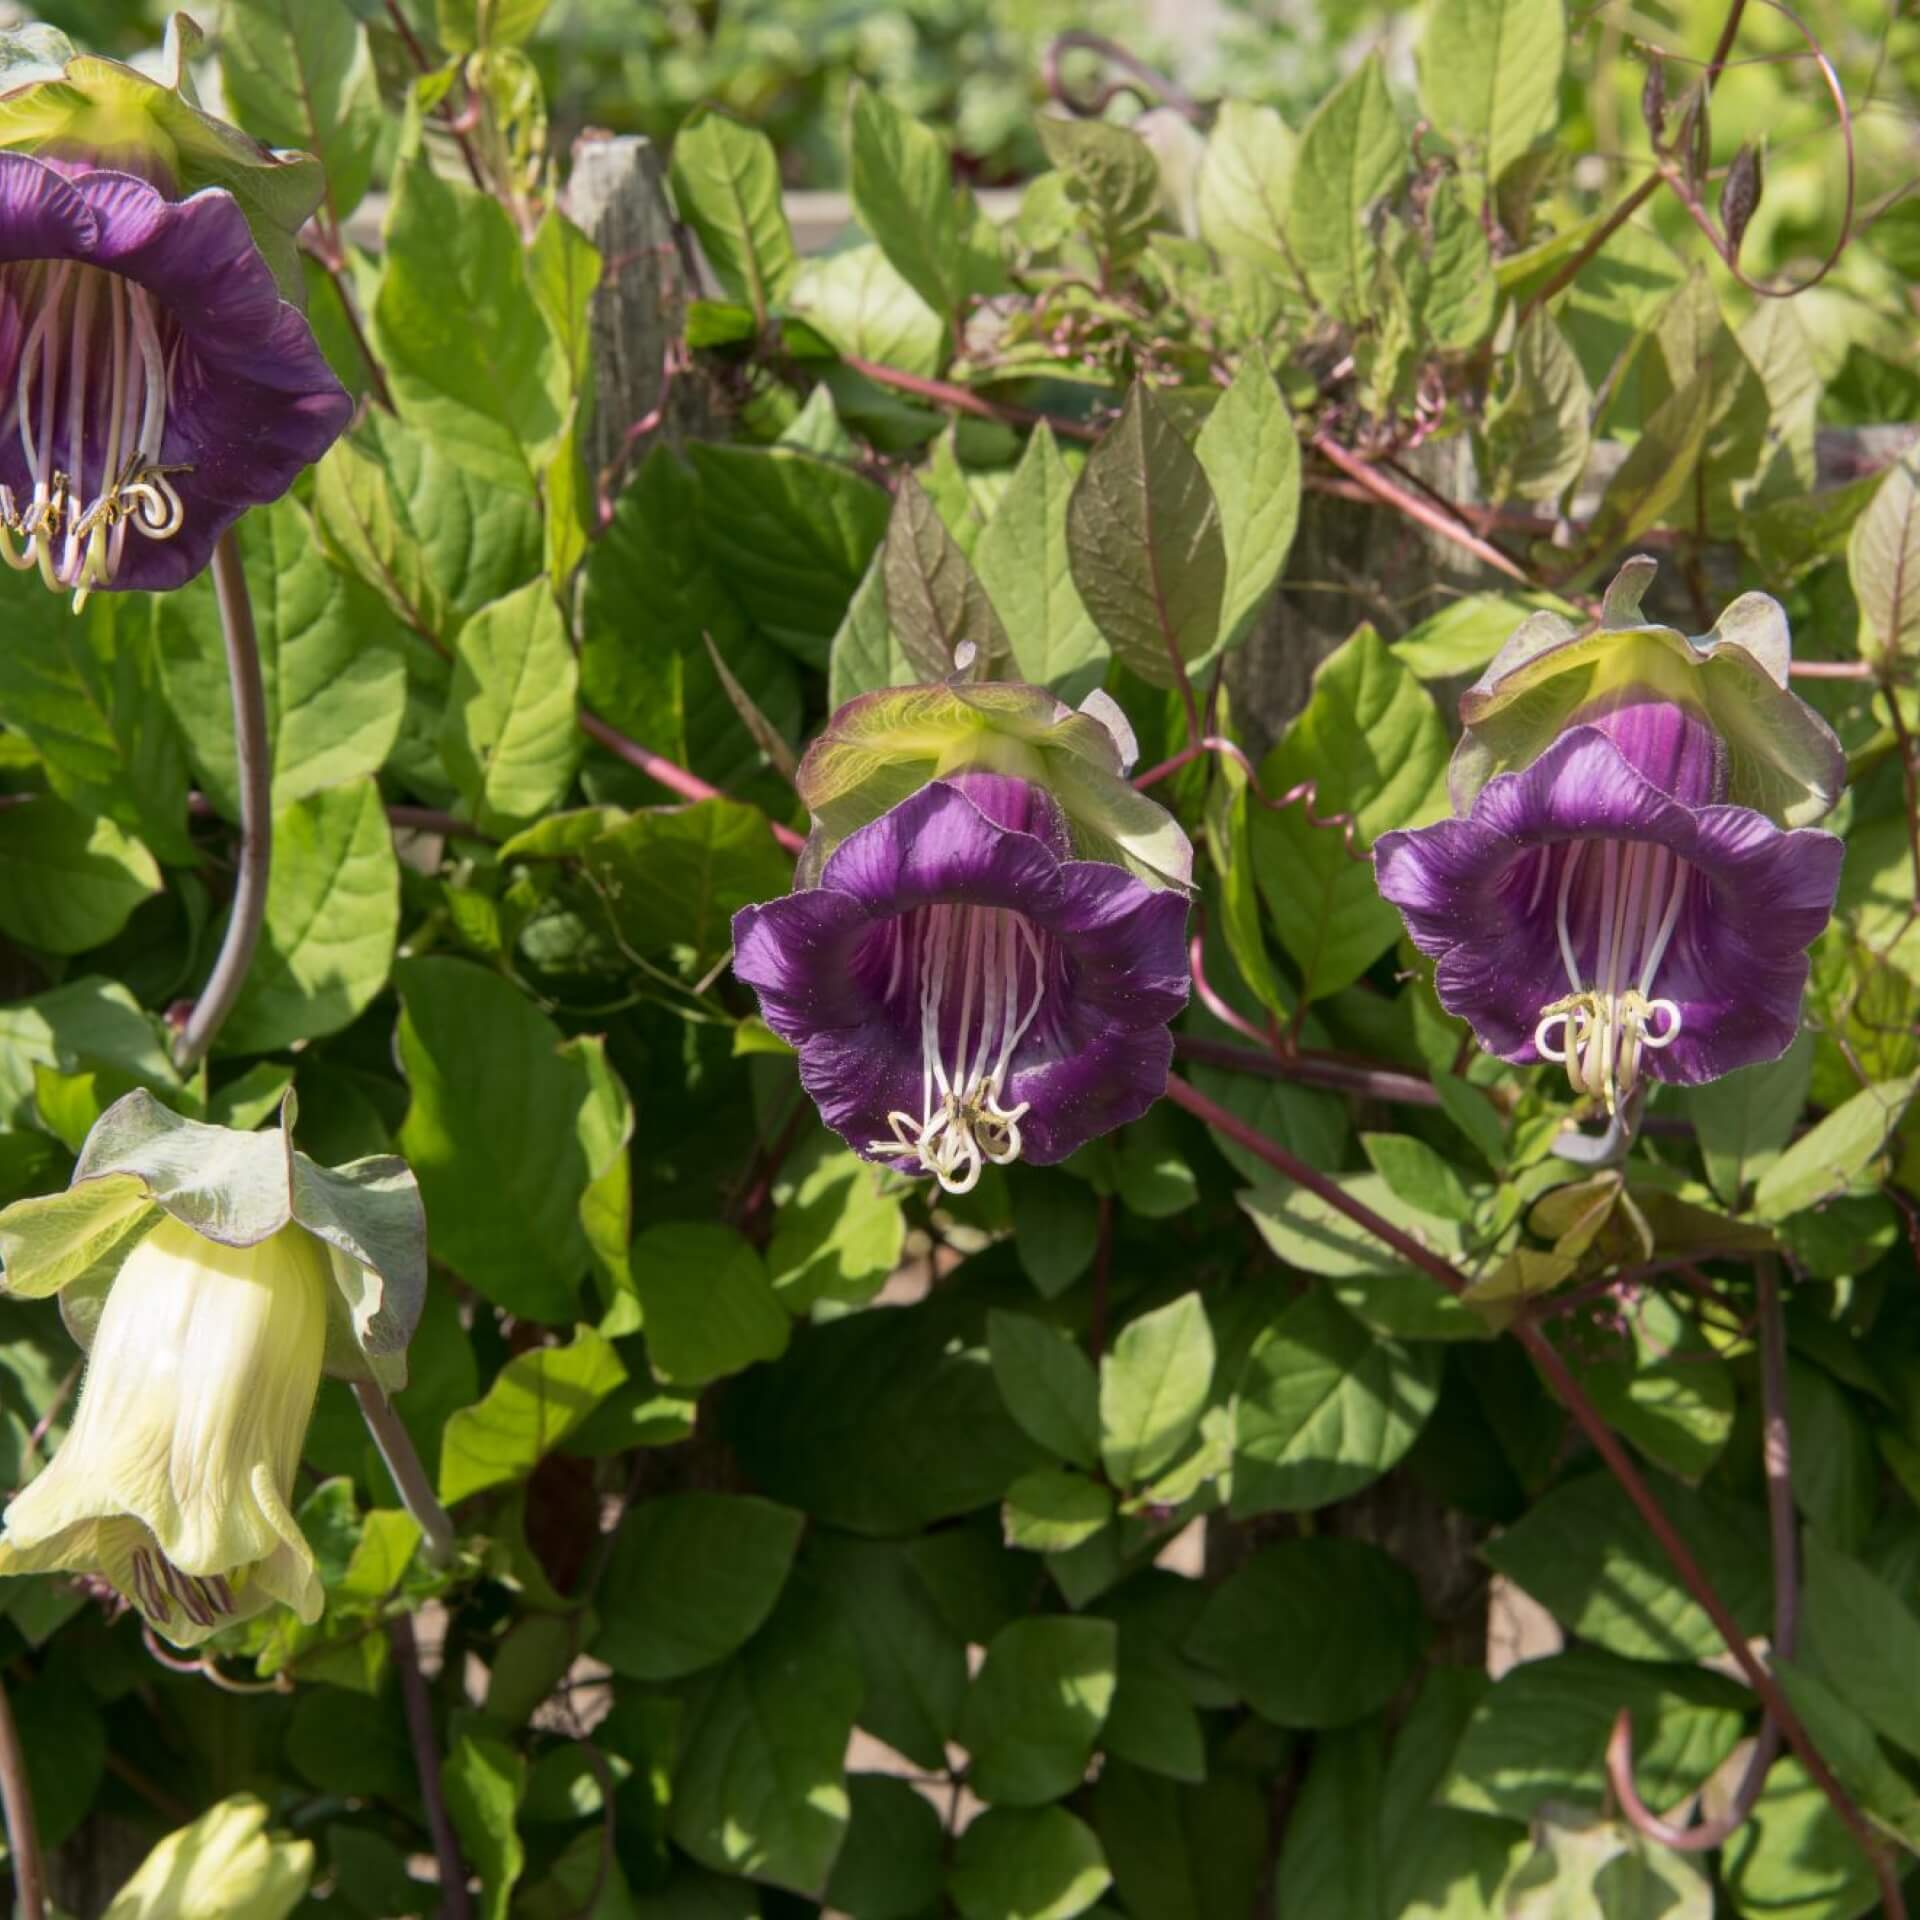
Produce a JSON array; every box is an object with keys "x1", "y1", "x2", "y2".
[
  {"x1": 0, "y1": 1089, "x2": 425, "y2": 1647},
  {"x1": 102, "y1": 1792, "x2": 313, "y2": 1920}
]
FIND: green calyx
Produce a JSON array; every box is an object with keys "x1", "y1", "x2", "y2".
[
  {"x1": 1449, "y1": 555, "x2": 1847, "y2": 828},
  {"x1": 0, "y1": 14, "x2": 324, "y2": 303},
  {"x1": 794, "y1": 681, "x2": 1194, "y2": 892},
  {"x1": 0, "y1": 1089, "x2": 426, "y2": 1392}
]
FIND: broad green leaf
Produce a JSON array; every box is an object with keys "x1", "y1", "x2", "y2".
[
  {"x1": 311, "y1": 406, "x2": 544, "y2": 644},
  {"x1": 1196, "y1": 101, "x2": 1299, "y2": 277},
  {"x1": 1483, "y1": 1471, "x2": 1771, "y2": 1662},
  {"x1": 440, "y1": 579, "x2": 583, "y2": 835},
  {"x1": 1361, "y1": 1132, "x2": 1476, "y2": 1221},
  {"x1": 154, "y1": 496, "x2": 408, "y2": 815},
  {"x1": 1572, "y1": 1291, "x2": 1735, "y2": 1479},
  {"x1": 883, "y1": 474, "x2": 1009, "y2": 680},
  {"x1": 1723, "y1": 1757, "x2": 1882, "y2": 1920},
  {"x1": 1438, "y1": 1647, "x2": 1745, "y2": 1821},
  {"x1": 826, "y1": 1775, "x2": 945, "y2": 1920},
  {"x1": 688, "y1": 443, "x2": 890, "y2": 669},
  {"x1": 0, "y1": 593, "x2": 190, "y2": 862},
  {"x1": 1230, "y1": 1289, "x2": 1442, "y2": 1516},
  {"x1": 974, "y1": 424, "x2": 1107, "y2": 702},
  {"x1": 960, "y1": 1615, "x2": 1117, "y2": 1805},
  {"x1": 444, "y1": 1730, "x2": 526, "y2": 1920},
  {"x1": 847, "y1": 80, "x2": 962, "y2": 322},
  {"x1": 1685, "y1": 1032, "x2": 1813, "y2": 1207},
  {"x1": 1799, "y1": 1530, "x2": 1920, "y2": 1765},
  {"x1": 988, "y1": 1308, "x2": 1101, "y2": 1470},
  {"x1": 1504, "y1": 1810, "x2": 1710, "y2": 1920},
  {"x1": 374, "y1": 151, "x2": 568, "y2": 493},
  {"x1": 1480, "y1": 307, "x2": 1592, "y2": 504},
  {"x1": 0, "y1": 976, "x2": 178, "y2": 1130},
  {"x1": 1192, "y1": 354, "x2": 1300, "y2": 657},
  {"x1": 582, "y1": 799, "x2": 791, "y2": 963},
  {"x1": 1184, "y1": 1538, "x2": 1422, "y2": 1728},
  {"x1": 1850, "y1": 455, "x2": 1920, "y2": 665},
  {"x1": 1418, "y1": 0, "x2": 1565, "y2": 186},
  {"x1": 764, "y1": 1138, "x2": 907, "y2": 1312},
  {"x1": 1005, "y1": 1165, "x2": 1101, "y2": 1298},
  {"x1": 1424, "y1": 178, "x2": 1498, "y2": 350},
  {"x1": 1099, "y1": 1292, "x2": 1215, "y2": 1488},
  {"x1": 438, "y1": 1325, "x2": 625, "y2": 1503},
  {"x1": 1575, "y1": 357, "x2": 1721, "y2": 566},
  {"x1": 790, "y1": 243, "x2": 945, "y2": 379},
  {"x1": 1035, "y1": 116, "x2": 1159, "y2": 266},
  {"x1": 1094, "y1": 1576, "x2": 1211, "y2": 1784},
  {"x1": 950, "y1": 1807, "x2": 1111, "y2": 1920},
  {"x1": 809, "y1": 1533, "x2": 969, "y2": 1771},
  {"x1": 217, "y1": 778, "x2": 400, "y2": 1055},
  {"x1": 1003, "y1": 1468, "x2": 1114, "y2": 1554},
  {"x1": 1252, "y1": 624, "x2": 1451, "y2": 1000},
  {"x1": 1272, "y1": 1718, "x2": 1384, "y2": 1919},
  {"x1": 12, "y1": 1665, "x2": 105, "y2": 1850},
  {"x1": 1787, "y1": 1358, "x2": 1877, "y2": 1552},
  {"x1": 596, "y1": 1493, "x2": 804, "y2": 1680},
  {"x1": 0, "y1": 801, "x2": 159, "y2": 954},
  {"x1": 1287, "y1": 57, "x2": 1406, "y2": 317},
  {"x1": 668, "y1": 109, "x2": 796, "y2": 327},
  {"x1": 1090, "y1": 1762, "x2": 1265, "y2": 1920},
  {"x1": 671, "y1": 1579, "x2": 861, "y2": 1895},
  {"x1": 1753, "y1": 1073, "x2": 1919, "y2": 1220},
  {"x1": 395, "y1": 956, "x2": 611, "y2": 1319},
  {"x1": 628, "y1": 1222, "x2": 788, "y2": 1385},
  {"x1": 1066, "y1": 384, "x2": 1227, "y2": 689},
  {"x1": 827, "y1": 550, "x2": 916, "y2": 707},
  {"x1": 217, "y1": 0, "x2": 379, "y2": 219}
]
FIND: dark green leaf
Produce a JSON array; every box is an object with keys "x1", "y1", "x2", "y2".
[
  {"x1": 668, "y1": 109, "x2": 796, "y2": 327},
  {"x1": 959, "y1": 1615, "x2": 1116, "y2": 1805}
]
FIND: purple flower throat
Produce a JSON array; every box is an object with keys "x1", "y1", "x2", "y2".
[{"x1": 0, "y1": 256, "x2": 186, "y2": 598}]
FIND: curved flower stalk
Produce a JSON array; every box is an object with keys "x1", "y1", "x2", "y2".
[
  {"x1": 0, "y1": 20, "x2": 349, "y2": 604},
  {"x1": 0, "y1": 1091, "x2": 425, "y2": 1646},
  {"x1": 736, "y1": 685, "x2": 1192, "y2": 1193},
  {"x1": 1376, "y1": 560, "x2": 1846, "y2": 1117}
]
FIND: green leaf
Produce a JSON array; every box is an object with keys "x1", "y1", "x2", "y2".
[
  {"x1": 0, "y1": 800, "x2": 159, "y2": 954},
  {"x1": 764, "y1": 1138, "x2": 907, "y2": 1312},
  {"x1": 438, "y1": 1325, "x2": 625, "y2": 1503},
  {"x1": 1480, "y1": 307, "x2": 1593, "y2": 505},
  {"x1": 1005, "y1": 1166, "x2": 1100, "y2": 1298},
  {"x1": 668, "y1": 109, "x2": 796, "y2": 328},
  {"x1": 217, "y1": 778, "x2": 400, "y2": 1055},
  {"x1": 1287, "y1": 57, "x2": 1406, "y2": 318},
  {"x1": 950, "y1": 1807, "x2": 1112, "y2": 1920},
  {"x1": 596, "y1": 1492, "x2": 803, "y2": 1680},
  {"x1": 373, "y1": 151, "x2": 568, "y2": 493},
  {"x1": 1504, "y1": 1809, "x2": 1711, "y2": 1920},
  {"x1": 1090, "y1": 1762, "x2": 1266, "y2": 1920},
  {"x1": 1850, "y1": 455, "x2": 1920, "y2": 664},
  {"x1": 0, "y1": 977, "x2": 178, "y2": 1130},
  {"x1": 629, "y1": 1223, "x2": 788, "y2": 1386},
  {"x1": 688, "y1": 443, "x2": 890, "y2": 669},
  {"x1": 1004, "y1": 1468, "x2": 1114, "y2": 1554},
  {"x1": 974, "y1": 425, "x2": 1108, "y2": 702},
  {"x1": 1193, "y1": 354, "x2": 1301, "y2": 657},
  {"x1": 1099, "y1": 1292, "x2": 1215, "y2": 1488},
  {"x1": 1034, "y1": 117, "x2": 1159, "y2": 266},
  {"x1": 826, "y1": 1774, "x2": 946, "y2": 1920},
  {"x1": 1196, "y1": 101, "x2": 1300, "y2": 278},
  {"x1": 581, "y1": 799, "x2": 791, "y2": 963},
  {"x1": 154, "y1": 496, "x2": 408, "y2": 816},
  {"x1": 1723, "y1": 1756, "x2": 1882, "y2": 1920},
  {"x1": 1788, "y1": 1358, "x2": 1877, "y2": 1552},
  {"x1": 216, "y1": 0, "x2": 379, "y2": 219},
  {"x1": 1753, "y1": 1073, "x2": 1919, "y2": 1220},
  {"x1": 1483, "y1": 1471, "x2": 1771, "y2": 1662},
  {"x1": 1418, "y1": 0, "x2": 1565, "y2": 185},
  {"x1": 1799, "y1": 1529, "x2": 1920, "y2": 1765},
  {"x1": 827, "y1": 550, "x2": 916, "y2": 707},
  {"x1": 1361, "y1": 1131, "x2": 1476, "y2": 1221},
  {"x1": 790, "y1": 243, "x2": 945, "y2": 380},
  {"x1": 1067, "y1": 383, "x2": 1227, "y2": 689},
  {"x1": 1685, "y1": 1031, "x2": 1813, "y2": 1206},
  {"x1": 0, "y1": 593, "x2": 190, "y2": 862},
  {"x1": 12, "y1": 1664, "x2": 105, "y2": 1850},
  {"x1": 1571, "y1": 1291, "x2": 1735, "y2": 1480},
  {"x1": 1272, "y1": 1719, "x2": 1383, "y2": 1919},
  {"x1": 989, "y1": 1309, "x2": 1101, "y2": 1470},
  {"x1": 671, "y1": 1577, "x2": 861, "y2": 1895},
  {"x1": 1438, "y1": 1647, "x2": 1745, "y2": 1821},
  {"x1": 435, "y1": 0, "x2": 551, "y2": 47},
  {"x1": 440, "y1": 579, "x2": 582, "y2": 835},
  {"x1": 847, "y1": 80, "x2": 962, "y2": 323},
  {"x1": 1184, "y1": 1538, "x2": 1423, "y2": 1728},
  {"x1": 1230, "y1": 1288, "x2": 1442, "y2": 1516},
  {"x1": 395, "y1": 956, "x2": 613, "y2": 1319},
  {"x1": 883, "y1": 474, "x2": 1010, "y2": 680},
  {"x1": 1252, "y1": 624, "x2": 1451, "y2": 1000},
  {"x1": 444, "y1": 1730, "x2": 526, "y2": 1920},
  {"x1": 960, "y1": 1615, "x2": 1117, "y2": 1805}
]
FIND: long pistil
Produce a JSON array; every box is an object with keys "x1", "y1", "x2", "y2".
[
  {"x1": 870, "y1": 902, "x2": 1048, "y2": 1194},
  {"x1": 0, "y1": 261, "x2": 189, "y2": 607}
]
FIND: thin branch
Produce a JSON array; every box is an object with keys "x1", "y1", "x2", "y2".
[
  {"x1": 382, "y1": 0, "x2": 488, "y2": 194},
  {"x1": 299, "y1": 231, "x2": 394, "y2": 412},
  {"x1": 0, "y1": 1672, "x2": 45, "y2": 1920},
  {"x1": 1172, "y1": 1031, "x2": 1445, "y2": 1108},
  {"x1": 174, "y1": 531, "x2": 272, "y2": 1072},
  {"x1": 353, "y1": 1380, "x2": 459, "y2": 1569},
  {"x1": 1042, "y1": 30, "x2": 1205, "y2": 123},
  {"x1": 578, "y1": 707, "x2": 806, "y2": 854},
  {"x1": 841, "y1": 355, "x2": 1099, "y2": 442},
  {"x1": 391, "y1": 1610, "x2": 473, "y2": 1920}
]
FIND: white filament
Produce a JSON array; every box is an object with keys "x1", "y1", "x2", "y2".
[{"x1": 869, "y1": 902, "x2": 1048, "y2": 1194}]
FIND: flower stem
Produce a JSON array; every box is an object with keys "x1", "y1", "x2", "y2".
[
  {"x1": 0, "y1": 1672, "x2": 46, "y2": 1920},
  {"x1": 578, "y1": 706, "x2": 806, "y2": 854},
  {"x1": 1162, "y1": 1070, "x2": 1908, "y2": 1906},
  {"x1": 391, "y1": 1610, "x2": 473, "y2": 1920},
  {"x1": 352, "y1": 1379, "x2": 459, "y2": 1569},
  {"x1": 174, "y1": 531, "x2": 272, "y2": 1073}
]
